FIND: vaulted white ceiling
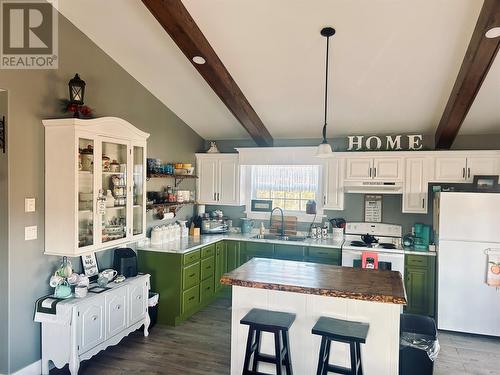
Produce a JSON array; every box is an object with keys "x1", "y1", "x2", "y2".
[{"x1": 58, "y1": 0, "x2": 498, "y2": 140}]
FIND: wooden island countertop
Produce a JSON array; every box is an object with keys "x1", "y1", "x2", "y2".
[{"x1": 221, "y1": 258, "x2": 407, "y2": 305}]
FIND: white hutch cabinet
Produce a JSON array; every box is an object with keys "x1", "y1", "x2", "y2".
[{"x1": 43, "y1": 117, "x2": 149, "y2": 256}]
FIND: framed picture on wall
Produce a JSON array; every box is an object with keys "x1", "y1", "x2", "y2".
[{"x1": 81, "y1": 253, "x2": 99, "y2": 282}]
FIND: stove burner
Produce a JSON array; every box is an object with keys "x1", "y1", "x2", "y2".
[
  {"x1": 350, "y1": 241, "x2": 366, "y2": 247},
  {"x1": 378, "y1": 243, "x2": 396, "y2": 249}
]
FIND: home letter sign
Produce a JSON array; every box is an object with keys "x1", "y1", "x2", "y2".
[{"x1": 347, "y1": 135, "x2": 423, "y2": 151}]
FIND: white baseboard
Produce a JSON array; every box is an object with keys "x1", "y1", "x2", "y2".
[
  {"x1": 11, "y1": 360, "x2": 40, "y2": 375},
  {"x1": 11, "y1": 360, "x2": 54, "y2": 375}
]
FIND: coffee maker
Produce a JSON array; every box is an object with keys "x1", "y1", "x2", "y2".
[{"x1": 413, "y1": 223, "x2": 431, "y2": 251}]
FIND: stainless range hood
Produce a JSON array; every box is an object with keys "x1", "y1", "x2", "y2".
[{"x1": 343, "y1": 181, "x2": 403, "y2": 194}]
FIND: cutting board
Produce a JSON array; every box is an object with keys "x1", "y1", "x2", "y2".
[{"x1": 270, "y1": 215, "x2": 298, "y2": 236}]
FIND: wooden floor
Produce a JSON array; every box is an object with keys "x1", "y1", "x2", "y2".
[{"x1": 51, "y1": 297, "x2": 500, "y2": 375}]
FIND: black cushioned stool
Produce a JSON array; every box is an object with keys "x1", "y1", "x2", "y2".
[
  {"x1": 240, "y1": 308, "x2": 296, "y2": 375},
  {"x1": 312, "y1": 316, "x2": 369, "y2": 375}
]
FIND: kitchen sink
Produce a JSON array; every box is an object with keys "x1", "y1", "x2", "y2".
[{"x1": 251, "y1": 234, "x2": 308, "y2": 242}]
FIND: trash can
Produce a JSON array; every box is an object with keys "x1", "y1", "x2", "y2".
[
  {"x1": 399, "y1": 313, "x2": 440, "y2": 375},
  {"x1": 148, "y1": 292, "x2": 159, "y2": 329}
]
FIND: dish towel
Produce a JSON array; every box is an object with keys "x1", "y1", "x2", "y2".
[{"x1": 486, "y1": 249, "x2": 500, "y2": 287}]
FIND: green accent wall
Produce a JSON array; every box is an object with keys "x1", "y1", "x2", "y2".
[{"x1": 0, "y1": 11, "x2": 204, "y2": 373}]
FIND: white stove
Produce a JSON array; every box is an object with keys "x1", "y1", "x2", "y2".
[{"x1": 341, "y1": 222, "x2": 405, "y2": 275}]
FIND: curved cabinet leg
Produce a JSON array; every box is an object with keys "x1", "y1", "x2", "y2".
[
  {"x1": 41, "y1": 358, "x2": 50, "y2": 375},
  {"x1": 69, "y1": 356, "x2": 80, "y2": 375},
  {"x1": 143, "y1": 312, "x2": 151, "y2": 337}
]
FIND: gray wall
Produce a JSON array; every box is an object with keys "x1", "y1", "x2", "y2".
[
  {"x1": 0, "y1": 90, "x2": 9, "y2": 374},
  {"x1": 0, "y1": 11, "x2": 204, "y2": 373}
]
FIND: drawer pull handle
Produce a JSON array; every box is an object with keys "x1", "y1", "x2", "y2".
[
  {"x1": 91, "y1": 315, "x2": 98, "y2": 321},
  {"x1": 189, "y1": 273, "x2": 196, "y2": 277},
  {"x1": 188, "y1": 296, "x2": 195, "y2": 301},
  {"x1": 206, "y1": 286, "x2": 211, "y2": 290}
]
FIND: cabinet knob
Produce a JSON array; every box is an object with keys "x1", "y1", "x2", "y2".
[
  {"x1": 116, "y1": 305, "x2": 121, "y2": 310},
  {"x1": 136, "y1": 295, "x2": 142, "y2": 300},
  {"x1": 91, "y1": 315, "x2": 98, "y2": 321}
]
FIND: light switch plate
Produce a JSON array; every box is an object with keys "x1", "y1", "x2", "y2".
[
  {"x1": 25, "y1": 226, "x2": 37, "y2": 241},
  {"x1": 25, "y1": 198, "x2": 36, "y2": 213}
]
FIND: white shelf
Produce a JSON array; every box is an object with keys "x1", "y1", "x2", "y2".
[
  {"x1": 106, "y1": 206, "x2": 126, "y2": 210},
  {"x1": 102, "y1": 171, "x2": 125, "y2": 175}
]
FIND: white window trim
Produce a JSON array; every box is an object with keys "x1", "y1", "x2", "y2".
[{"x1": 242, "y1": 165, "x2": 326, "y2": 222}]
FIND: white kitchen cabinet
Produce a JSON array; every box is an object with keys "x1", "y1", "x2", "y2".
[
  {"x1": 433, "y1": 155, "x2": 499, "y2": 182},
  {"x1": 403, "y1": 158, "x2": 431, "y2": 214},
  {"x1": 36, "y1": 275, "x2": 150, "y2": 375},
  {"x1": 345, "y1": 157, "x2": 402, "y2": 181},
  {"x1": 467, "y1": 156, "x2": 499, "y2": 179},
  {"x1": 196, "y1": 154, "x2": 241, "y2": 206},
  {"x1": 434, "y1": 156, "x2": 468, "y2": 182},
  {"x1": 43, "y1": 117, "x2": 149, "y2": 256},
  {"x1": 345, "y1": 158, "x2": 372, "y2": 179},
  {"x1": 323, "y1": 158, "x2": 344, "y2": 210},
  {"x1": 373, "y1": 158, "x2": 402, "y2": 180}
]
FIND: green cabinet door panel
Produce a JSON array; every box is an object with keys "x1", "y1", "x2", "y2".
[
  {"x1": 274, "y1": 245, "x2": 306, "y2": 261},
  {"x1": 201, "y1": 256, "x2": 215, "y2": 280},
  {"x1": 201, "y1": 244, "x2": 215, "y2": 258},
  {"x1": 226, "y1": 241, "x2": 241, "y2": 271},
  {"x1": 183, "y1": 249, "x2": 201, "y2": 265},
  {"x1": 307, "y1": 247, "x2": 341, "y2": 265},
  {"x1": 243, "y1": 242, "x2": 274, "y2": 262},
  {"x1": 183, "y1": 262, "x2": 200, "y2": 291},
  {"x1": 182, "y1": 285, "x2": 200, "y2": 314},
  {"x1": 215, "y1": 242, "x2": 226, "y2": 293},
  {"x1": 404, "y1": 255, "x2": 436, "y2": 317},
  {"x1": 200, "y1": 277, "x2": 215, "y2": 303}
]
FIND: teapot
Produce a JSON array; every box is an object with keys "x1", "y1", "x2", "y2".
[{"x1": 361, "y1": 233, "x2": 378, "y2": 245}]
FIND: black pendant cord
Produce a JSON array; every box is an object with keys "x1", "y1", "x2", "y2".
[{"x1": 321, "y1": 34, "x2": 330, "y2": 144}]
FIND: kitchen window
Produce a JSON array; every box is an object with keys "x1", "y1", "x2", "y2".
[{"x1": 247, "y1": 165, "x2": 322, "y2": 217}]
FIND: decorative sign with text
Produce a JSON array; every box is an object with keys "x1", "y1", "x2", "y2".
[{"x1": 347, "y1": 135, "x2": 423, "y2": 151}]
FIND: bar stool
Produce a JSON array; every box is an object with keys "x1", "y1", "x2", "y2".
[
  {"x1": 312, "y1": 316, "x2": 369, "y2": 375},
  {"x1": 240, "y1": 308, "x2": 296, "y2": 375}
]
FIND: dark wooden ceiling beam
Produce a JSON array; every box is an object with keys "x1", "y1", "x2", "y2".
[
  {"x1": 142, "y1": 0, "x2": 273, "y2": 146},
  {"x1": 435, "y1": 0, "x2": 500, "y2": 149}
]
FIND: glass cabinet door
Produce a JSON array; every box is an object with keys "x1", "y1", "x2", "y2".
[
  {"x1": 78, "y1": 138, "x2": 94, "y2": 249},
  {"x1": 100, "y1": 139, "x2": 128, "y2": 243},
  {"x1": 132, "y1": 145, "x2": 145, "y2": 236}
]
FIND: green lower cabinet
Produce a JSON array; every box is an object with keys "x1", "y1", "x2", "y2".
[
  {"x1": 182, "y1": 285, "x2": 200, "y2": 314},
  {"x1": 274, "y1": 245, "x2": 305, "y2": 261},
  {"x1": 242, "y1": 242, "x2": 274, "y2": 262},
  {"x1": 226, "y1": 241, "x2": 241, "y2": 271},
  {"x1": 200, "y1": 277, "x2": 215, "y2": 303},
  {"x1": 306, "y1": 247, "x2": 341, "y2": 265},
  {"x1": 215, "y1": 241, "x2": 226, "y2": 293},
  {"x1": 404, "y1": 255, "x2": 436, "y2": 317}
]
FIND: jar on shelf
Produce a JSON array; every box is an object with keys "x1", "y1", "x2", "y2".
[
  {"x1": 80, "y1": 145, "x2": 93, "y2": 171},
  {"x1": 102, "y1": 155, "x2": 110, "y2": 172},
  {"x1": 110, "y1": 159, "x2": 120, "y2": 172}
]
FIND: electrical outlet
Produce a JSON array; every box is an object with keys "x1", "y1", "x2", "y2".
[
  {"x1": 25, "y1": 198, "x2": 36, "y2": 213},
  {"x1": 25, "y1": 226, "x2": 37, "y2": 241}
]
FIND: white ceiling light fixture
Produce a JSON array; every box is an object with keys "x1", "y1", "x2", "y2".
[
  {"x1": 192, "y1": 56, "x2": 206, "y2": 64},
  {"x1": 485, "y1": 27, "x2": 500, "y2": 39},
  {"x1": 316, "y1": 27, "x2": 336, "y2": 158}
]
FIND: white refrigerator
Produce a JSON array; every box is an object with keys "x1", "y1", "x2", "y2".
[{"x1": 435, "y1": 192, "x2": 500, "y2": 336}]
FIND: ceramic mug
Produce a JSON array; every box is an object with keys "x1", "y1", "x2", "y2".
[
  {"x1": 49, "y1": 274, "x2": 63, "y2": 288},
  {"x1": 99, "y1": 269, "x2": 117, "y2": 282},
  {"x1": 74, "y1": 285, "x2": 88, "y2": 298}
]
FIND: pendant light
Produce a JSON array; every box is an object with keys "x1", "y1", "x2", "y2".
[{"x1": 316, "y1": 27, "x2": 335, "y2": 158}]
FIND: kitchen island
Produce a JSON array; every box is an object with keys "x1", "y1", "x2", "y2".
[{"x1": 221, "y1": 258, "x2": 406, "y2": 375}]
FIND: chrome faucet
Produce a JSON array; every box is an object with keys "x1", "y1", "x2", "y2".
[{"x1": 270, "y1": 207, "x2": 285, "y2": 238}]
